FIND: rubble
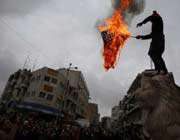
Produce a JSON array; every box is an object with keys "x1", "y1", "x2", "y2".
[{"x1": 112, "y1": 70, "x2": 180, "y2": 140}]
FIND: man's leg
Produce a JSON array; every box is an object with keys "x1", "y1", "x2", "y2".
[
  {"x1": 150, "y1": 54, "x2": 160, "y2": 72},
  {"x1": 151, "y1": 53, "x2": 168, "y2": 74},
  {"x1": 158, "y1": 55, "x2": 168, "y2": 74}
]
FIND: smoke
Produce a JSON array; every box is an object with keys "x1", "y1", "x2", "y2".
[{"x1": 112, "y1": 0, "x2": 146, "y2": 24}]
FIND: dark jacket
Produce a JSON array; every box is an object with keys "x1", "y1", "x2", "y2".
[{"x1": 141, "y1": 13, "x2": 165, "y2": 55}]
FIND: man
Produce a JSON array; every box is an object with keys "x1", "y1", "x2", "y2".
[{"x1": 136, "y1": 10, "x2": 168, "y2": 74}]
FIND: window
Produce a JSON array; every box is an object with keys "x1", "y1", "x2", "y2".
[
  {"x1": 59, "y1": 81, "x2": 64, "y2": 87},
  {"x1": 44, "y1": 76, "x2": 50, "y2": 82},
  {"x1": 16, "y1": 92, "x2": 20, "y2": 97},
  {"x1": 37, "y1": 75, "x2": 41, "y2": 80},
  {"x1": 73, "y1": 92, "x2": 78, "y2": 100},
  {"x1": 26, "y1": 92, "x2": 30, "y2": 97},
  {"x1": 47, "y1": 94, "x2": 54, "y2": 101},
  {"x1": 51, "y1": 78, "x2": 58, "y2": 84},
  {"x1": 21, "y1": 75, "x2": 25, "y2": 82},
  {"x1": 22, "y1": 92, "x2": 25, "y2": 97},
  {"x1": 39, "y1": 92, "x2": 46, "y2": 98},
  {"x1": 43, "y1": 85, "x2": 53, "y2": 92},
  {"x1": 31, "y1": 77, "x2": 35, "y2": 82},
  {"x1": 48, "y1": 68, "x2": 58, "y2": 76},
  {"x1": 31, "y1": 91, "x2": 35, "y2": 96}
]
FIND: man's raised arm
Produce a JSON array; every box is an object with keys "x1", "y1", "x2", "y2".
[{"x1": 137, "y1": 15, "x2": 153, "y2": 27}]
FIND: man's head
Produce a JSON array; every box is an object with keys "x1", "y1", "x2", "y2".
[{"x1": 153, "y1": 10, "x2": 159, "y2": 16}]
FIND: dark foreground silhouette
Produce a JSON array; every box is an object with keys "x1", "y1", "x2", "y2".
[
  {"x1": 136, "y1": 10, "x2": 168, "y2": 74},
  {"x1": 0, "y1": 110, "x2": 117, "y2": 140}
]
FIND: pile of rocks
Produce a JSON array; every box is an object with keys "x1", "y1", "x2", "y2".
[{"x1": 112, "y1": 70, "x2": 180, "y2": 140}]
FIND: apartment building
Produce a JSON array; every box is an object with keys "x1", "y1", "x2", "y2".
[
  {"x1": 2, "y1": 69, "x2": 32, "y2": 104},
  {"x1": 58, "y1": 68, "x2": 90, "y2": 119},
  {"x1": 86, "y1": 103, "x2": 100, "y2": 125},
  {"x1": 1, "y1": 67, "x2": 91, "y2": 119}
]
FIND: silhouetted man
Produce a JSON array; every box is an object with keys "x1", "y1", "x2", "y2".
[{"x1": 136, "y1": 10, "x2": 168, "y2": 74}]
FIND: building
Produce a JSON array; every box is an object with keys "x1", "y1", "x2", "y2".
[
  {"x1": 58, "y1": 68, "x2": 90, "y2": 119},
  {"x1": 21, "y1": 67, "x2": 61, "y2": 115},
  {"x1": 1, "y1": 69, "x2": 32, "y2": 105},
  {"x1": 101, "y1": 116, "x2": 111, "y2": 130},
  {"x1": 1, "y1": 67, "x2": 91, "y2": 120},
  {"x1": 111, "y1": 105, "x2": 120, "y2": 121},
  {"x1": 86, "y1": 103, "x2": 100, "y2": 125}
]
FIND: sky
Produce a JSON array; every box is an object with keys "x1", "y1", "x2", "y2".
[{"x1": 0, "y1": 0, "x2": 180, "y2": 117}]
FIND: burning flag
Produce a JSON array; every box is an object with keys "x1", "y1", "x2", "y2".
[{"x1": 98, "y1": 0, "x2": 145, "y2": 70}]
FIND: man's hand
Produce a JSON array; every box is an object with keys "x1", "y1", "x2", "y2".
[
  {"x1": 136, "y1": 35, "x2": 142, "y2": 39},
  {"x1": 136, "y1": 22, "x2": 143, "y2": 28}
]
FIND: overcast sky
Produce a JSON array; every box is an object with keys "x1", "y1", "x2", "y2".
[{"x1": 0, "y1": 0, "x2": 180, "y2": 117}]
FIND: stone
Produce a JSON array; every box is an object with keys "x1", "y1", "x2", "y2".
[{"x1": 112, "y1": 70, "x2": 180, "y2": 140}]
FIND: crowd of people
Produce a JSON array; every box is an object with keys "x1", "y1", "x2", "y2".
[{"x1": 0, "y1": 108, "x2": 119, "y2": 140}]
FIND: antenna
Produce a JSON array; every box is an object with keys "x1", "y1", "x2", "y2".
[
  {"x1": 23, "y1": 53, "x2": 31, "y2": 69},
  {"x1": 32, "y1": 56, "x2": 39, "y2": 71}
]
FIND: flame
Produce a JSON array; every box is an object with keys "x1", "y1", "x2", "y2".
[{"x1": 98, "y1": 0, "x2": 132, "y2": 70}]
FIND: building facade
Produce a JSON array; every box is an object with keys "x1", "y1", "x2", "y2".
[
  {"x1": 1, "y1": 69, "x2": 32, "y2": 105},
  {"x1": 101, "y1": 116, "x2": 111, "y2": 130},
  {"x1": 21, "y1": 67, "x2": 62, "y2": 115},
  {"x1": 58, "y1": 68, "x2": 90, "y2": 119},
  {"x1": 1, "y1": 67, "x2": 92, "y2": 120},
  {"x1": 111, "y1": 105, "x2": 120, "y2": 121},
  {"x1": 86, "y1": 103, "x2": 100, "y2": 125}
]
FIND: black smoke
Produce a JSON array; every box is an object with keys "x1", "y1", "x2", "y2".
[{"x1": 112, "y1": 0, "x2": 146, "y2": 24}]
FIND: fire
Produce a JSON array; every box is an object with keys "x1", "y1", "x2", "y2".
[{"x1": 98, "y1": 0, "x2": 132, "y2": 70}]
